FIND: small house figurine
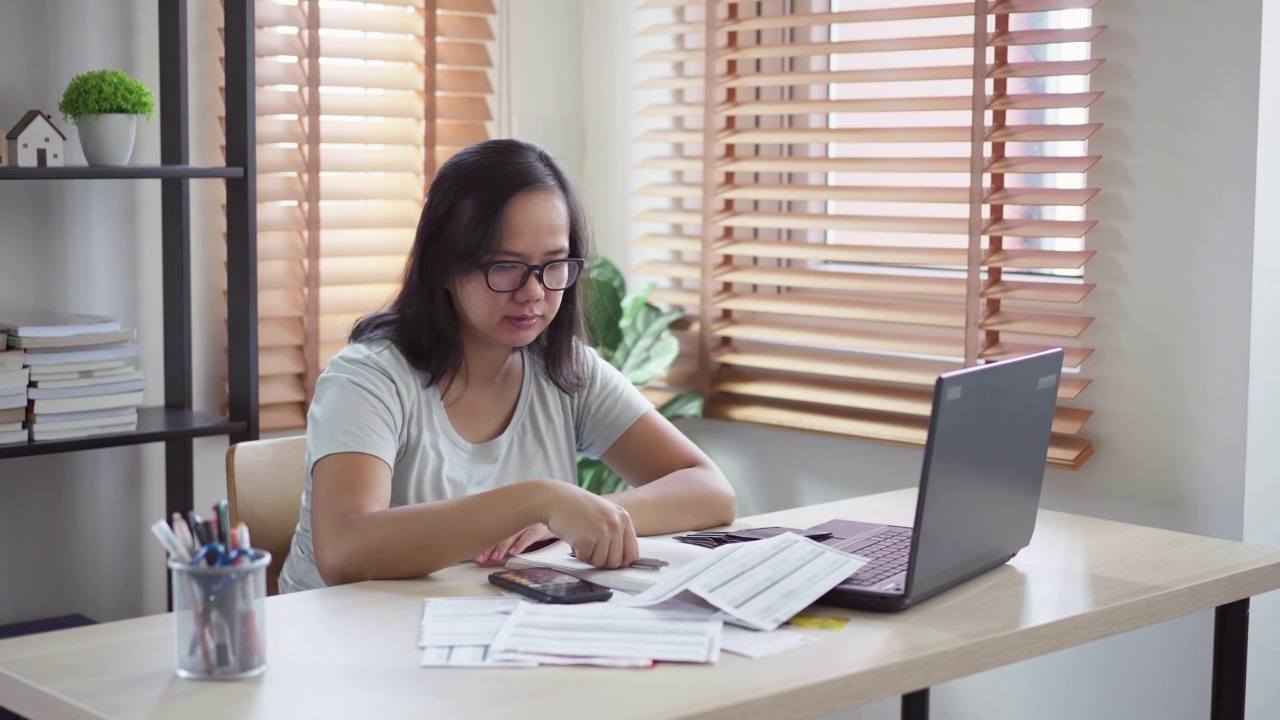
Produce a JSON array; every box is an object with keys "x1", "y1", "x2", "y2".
[{"x1": 6, "y1": 110, "x2": 66, "y2": 168}]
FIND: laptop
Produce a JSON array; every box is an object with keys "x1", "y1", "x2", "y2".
[{"x1": 812, "y1": 348, "x2": 1064, "y2": 613}]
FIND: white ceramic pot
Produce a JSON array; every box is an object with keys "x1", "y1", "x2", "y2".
[{"x1": 77, "y1": 113, "x2": 138, "y2": 166}]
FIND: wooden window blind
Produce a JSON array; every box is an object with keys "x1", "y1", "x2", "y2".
[
  {"x1": 633, "y1": 0, "x2": 1100, "y2": 469},
  {"x1": 220, "y1": 0, "x2": 495, "y2": 430}
]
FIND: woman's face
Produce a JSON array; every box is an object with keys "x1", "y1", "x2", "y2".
[{"x1": 448, "y1": 188, "x2": 572, "y2": 355}]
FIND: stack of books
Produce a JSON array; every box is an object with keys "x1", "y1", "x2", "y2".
[
  {"x1": 0, "y1": 310, "x2": 145, "y2": 442},
  {"x1": 0, "y1": 331, "x2": 26, "y2": 444}
]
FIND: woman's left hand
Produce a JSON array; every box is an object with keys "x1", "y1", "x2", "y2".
[{"x1": 474, "y1": 523, "x2": 558, "y2": 566}]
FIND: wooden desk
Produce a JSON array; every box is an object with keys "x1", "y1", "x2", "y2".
[{"x1": 2, "y1": 489, "x2": 1279, "y2": 720}]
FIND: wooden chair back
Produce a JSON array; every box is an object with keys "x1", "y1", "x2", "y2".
[{"x1": 225, "y1": 435, "x2": 307, "y2": 596}]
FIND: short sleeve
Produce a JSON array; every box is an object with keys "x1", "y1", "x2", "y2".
[
  {"x1": 306, "y1": 343, "x2": 406, "y2": 473},
  {"x1": 573, "y1": 344, "x2": 654, "y2": 459}
]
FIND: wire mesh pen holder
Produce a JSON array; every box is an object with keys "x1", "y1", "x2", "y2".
[{"x1": 169, "y1": 551, "x2": 271, "y2": 680}]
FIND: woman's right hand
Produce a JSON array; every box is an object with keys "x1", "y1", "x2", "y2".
[{"x1": 540, "y1": 482, "x2": 639, "y2": 569}]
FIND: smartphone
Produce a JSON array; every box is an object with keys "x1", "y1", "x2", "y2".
[{"x1": 487, "y1": 567, "x2": 613, "y2": 604}]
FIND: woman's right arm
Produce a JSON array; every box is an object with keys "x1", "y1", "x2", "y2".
[{"x1": 310, "y1": 452, "x2": 639, "y2": 586}]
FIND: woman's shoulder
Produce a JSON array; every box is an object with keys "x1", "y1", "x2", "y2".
[
  {"x1": 325, "y1": 338, "x2": 425, "y2": 384},
  {"x1": 529, "y1": 338, "x2": 609, "y2": 383}
]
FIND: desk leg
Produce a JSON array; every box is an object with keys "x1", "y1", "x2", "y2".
[
  {"x1": 902, "y1": 688, "x2": 929, "y2": 720},
  {"x1": 1211, "y1": 599, "x2": 1249, "y2": 720}
]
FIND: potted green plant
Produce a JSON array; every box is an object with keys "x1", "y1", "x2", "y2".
[
  {"x1": 578, "y1": 256, "x2": 704, "y2": 495},
  {"x1": 58, "y1": 69, "x2": 156, "y2": 166}
]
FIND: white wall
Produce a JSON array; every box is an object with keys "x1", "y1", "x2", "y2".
[
  {"x1": 566, "y1": 0, "x2": 1276, "y2": 718},
  {"x1": 1245, "y1": 0, "x2": 1280, "y2": 714},
  {"x1": 503, "y1": 0, "x2": 585, "y2": 204},
  {"x1": 0, "y1": 0, "x2": 229, "y2": 626}
]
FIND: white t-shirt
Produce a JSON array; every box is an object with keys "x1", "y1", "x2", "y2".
[{"x1": 278, "y1": 339, "x2": 652, "y2": 593}]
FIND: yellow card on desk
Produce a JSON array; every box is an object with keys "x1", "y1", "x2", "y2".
[{"x1": 787, "y1": 613, "x2": 849, "y2": 630}]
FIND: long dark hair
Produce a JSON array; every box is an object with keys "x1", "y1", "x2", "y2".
[{"x1": 348, "y1": 139, "x2": 591, "y2": 394}]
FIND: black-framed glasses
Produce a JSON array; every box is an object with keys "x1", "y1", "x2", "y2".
[{"x1": 477, "y1": 258, "x2": 585, "y2": 293}]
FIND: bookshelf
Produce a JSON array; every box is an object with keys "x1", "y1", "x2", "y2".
[{"x1": 0, "y1": 0, "x2": 258, "y2": 522}]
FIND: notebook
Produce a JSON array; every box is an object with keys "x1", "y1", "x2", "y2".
[{"x1": 814, "y1": 348, "x2": 1064, "y2": 613}]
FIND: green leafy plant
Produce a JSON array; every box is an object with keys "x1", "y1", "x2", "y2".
[
  {"x1": 578, "y1": 256, "x2": 704, "y2": 495},
  {"x1": 58, "y1": 70, "x2": 156, "y2": 125}
]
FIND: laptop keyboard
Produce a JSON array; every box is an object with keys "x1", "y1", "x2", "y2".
[{"x1": 844, "y1": 527, "x2": 914, "y2": 586}]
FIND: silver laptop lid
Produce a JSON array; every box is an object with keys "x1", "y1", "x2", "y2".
[{"x1": 905, "y1": 348, "x2": 1064, "y2": 599}]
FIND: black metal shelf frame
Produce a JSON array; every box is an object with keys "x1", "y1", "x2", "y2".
[
  {"x1": 0, "y1": 165, "x2": 244, "y2": 180},
  {"x1": 0, "y1": 408, "x2": 247, "y2": 459},
  {"x1": 161, "y1": 0, "x2": 259, "y2": 518}
]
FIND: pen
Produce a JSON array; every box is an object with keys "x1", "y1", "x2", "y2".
[
  {"x1": 215, "y1": 500, "x2": 232, "y2": 547},
  {"x1": 171, "y1": 512, "x2": 196, "y2": 555},
  {"x1": 568, "y1": 551, "x2": 669, "y2": 570},
  {"x1": 234, "y1": 522, "x2": 251, "y2": 555},
  {"x1": 150, "y1": 519, "x2": 192, "y2": 563},
  {"x1": 188, "y1": 511, "x2": 207, "y2": 544},
  {"x1": 197, "y1": 519, "x2": 219, "y2": 548}
]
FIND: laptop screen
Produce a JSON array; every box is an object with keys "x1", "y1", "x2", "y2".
[{"x1": 905, "y1": 349, "x2": 1063, "y2": 599}]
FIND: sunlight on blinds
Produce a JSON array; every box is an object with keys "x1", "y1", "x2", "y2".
[
  {"x1": 222, "y1": 0, "x2": 495, "y2": 430},
  {"x1": 633, "y1": 0, "x2": 1100, "y2": 469}
]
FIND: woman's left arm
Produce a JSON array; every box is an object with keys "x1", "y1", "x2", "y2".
[{"x1": 601, "y1": 409, "x2": 737, "y2": 535}]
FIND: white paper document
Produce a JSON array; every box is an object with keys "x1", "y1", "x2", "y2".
[
  {"x1": 418, "y1": 596, "x2": 522, "y2": 647},
  {"x1": 417, "y1": 595, "x2": 533, "y2": 667},
  {"x1": 420, "y1": 645, "x2": 536, "y2": 668},
  {"x1": 720, "y1": 625, "x2": 819, "y2": 659},
  {"x1": 622, "y1": 532, "x2": 868, "y2": 631},
  {"x1": 488, "y1": 601, "x2": 722, "y2": 664},
  {"x1": 505, "y1": 536, "x2": 710, "y2": 593},
  {"x1": 491, "y1": 652, "x2": 655, "y2": 668}
]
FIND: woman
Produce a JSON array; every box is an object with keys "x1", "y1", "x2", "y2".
[{"x1": 278, "y1": 139, "x2": 737, "y2": 592}]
